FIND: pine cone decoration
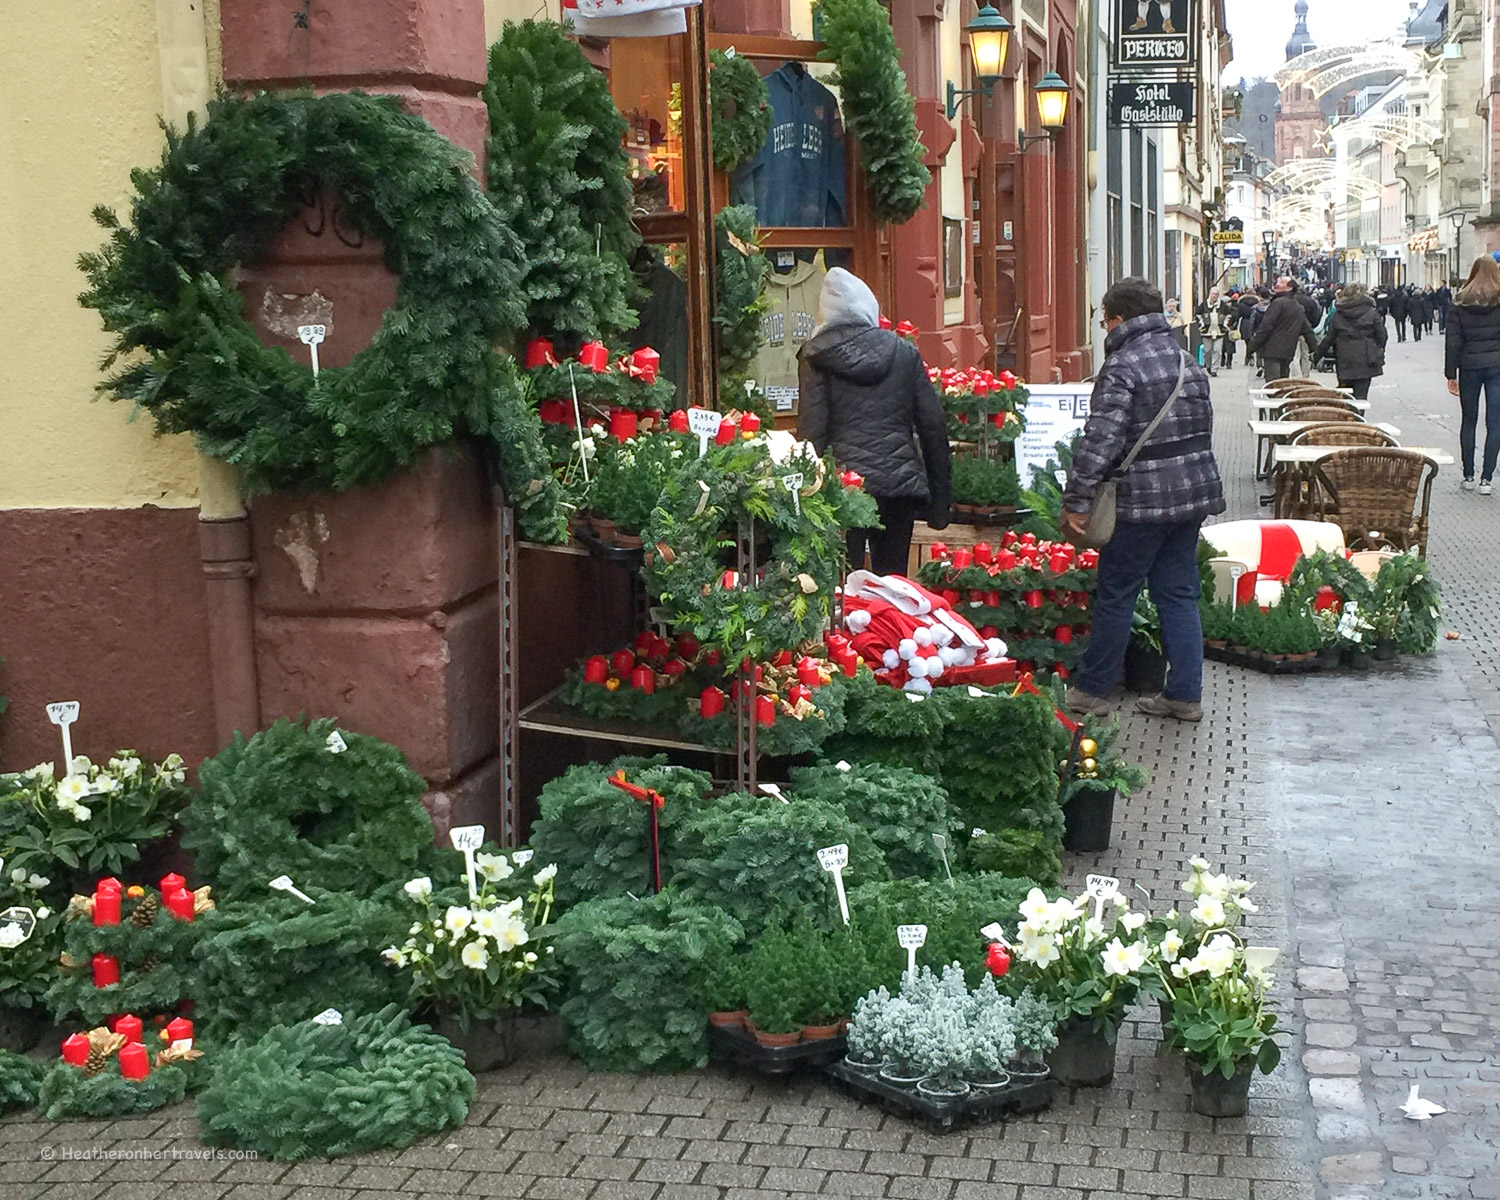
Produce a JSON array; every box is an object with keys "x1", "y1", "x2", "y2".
[
  {"x1": 139, "y1": 954, "x2": 162, "y2": 973},
  {"x1": 131, "y1": 892, "x2": 160, "y2": 928},
  {"x1": 83, "y1": 1048, "x2": 109, "y2": 1077}
]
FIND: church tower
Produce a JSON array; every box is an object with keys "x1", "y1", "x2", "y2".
[{"x1": 1275, "y1": 0, "x2": 1326, "y2": 162}]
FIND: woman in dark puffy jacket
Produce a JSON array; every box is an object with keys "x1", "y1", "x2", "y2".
[
  {"x1": 1445, "y1": 255, "x2": 1500, "y2": 493},
  {"x1": 1315, "y1": 282, "x2": 1387, "y2": 400},
  {"x1": 798, "y1": 268, "x2": 951, "y2": 573}
]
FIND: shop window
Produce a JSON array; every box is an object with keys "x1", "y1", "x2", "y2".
[
  {"x1": 1147, "y1": 140, "x2": 1159, "y2": 283},
  {"x1": 1107, "y1": 126, "x2": 1124, "y2": 282},
  {"x1": 610, "y1": 34, "x2": 692, "y2": 218},
  {"x1": 729, "y1": 60, "x2": 848, "y2": 229}
]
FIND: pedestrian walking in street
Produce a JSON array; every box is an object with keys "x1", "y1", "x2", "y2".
[
  {"x1": 1315, "y1": 282, "x2": 1386, "y2": 400},
  {"x1": 798, "y1": 267, "x2": 952, "y2": 572},
  {"x1": 1390, "y1": 287, "x2": 1409, "y2": 342},
  {"x1": 1411, "y1": 288, "x2": 1430, "y2": 342},
  {"x1": 1247, "y1": 276, "x2": 1314, "y2": 382},
  {"x1": 1245, "y1": 287, "x2": 1272, "y2": 375},
  {"x1": 1437, "y1": 281, "x2": 1452, "y2": 332},
  {"x1": 1197, "y1": 289, "x2": 1225, "y2": 376},
  {"x1": 1445, "y1": 255, "x2": 1500, "y2": 494},
  {"x1": 1060, "y1": 277, "x2": 1226, "y2": 722}
]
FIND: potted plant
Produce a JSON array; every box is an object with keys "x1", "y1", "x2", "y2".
[
  {"x1": 1312, "y1": 606, "x2": 1342, "y2": 669},
  {"x1": 743, "y1": 926, "x2": 804, "y2": 1048},
  {"x1": 0, "y1": 868, "x2": 60, "y2": 1052},
  {"x1": 1336, "y1": 602, "x2": 1375, "y2": 669},
  {"x1": 1279, "y1": 601, "x2": 1321, "y2": 663},
  {"x1": 909, "y1": 965, "x2": 977, "y2": 1099},
  {"x1": 1123, "y1": 595, "x2": 1166, "y2": 691},
  {"x1": 1228, "y1": 603, "x2": 1265, "y2": 658},
  {"x1": 950, "y1": 455, "x2": 1021, "y2": 520},
  {"x1": 1199, "y1": 599, "x2": 1233, "y2": 650},
  {"x1": 705, "y1": 952, "x2": 749, "y2": 1029},
  {"x1": 1007, "y1": 887, "x2": 1157, "y2": 1086},
  {"x1": 584, "y1": 431, "x2": 684, "y2": 548},
  {"x1": 1160, "y1": 932, "x2": 1282, "y2": 1117},
  {"x1": 845, "y1": 986, "x2": 892, "y2": 1073},
  {"x1": 965, "y1": 975, "x2": 1018, "y2": 1090},
  {"x1": 1059, "y1": 721, "x2": 1149, "y2": 854},
  {"x1": 1006, "y1": 987, "x2": 1057, "y2": 1079},
  {"x1": 385, "y1": 853, "x2": 559, "y2": 1071}
]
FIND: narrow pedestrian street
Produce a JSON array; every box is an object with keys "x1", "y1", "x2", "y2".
[{"x1": 1, "y1": 335, "x2": 1493, "y2": 1200}]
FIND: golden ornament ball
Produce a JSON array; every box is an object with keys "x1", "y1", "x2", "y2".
[
  {"x1": 1081, "y1": 756, "x2": 1097, "y2": 772},
  {"x1": 604, "y1": 677, "x2": 622, "y2": 692},
  {"x1": 1079, "y1": 738, "x2": 1098, "y2": 756}
]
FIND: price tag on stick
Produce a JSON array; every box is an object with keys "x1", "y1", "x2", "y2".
[
  {"x1": 297, "y1": 324, "x2": 326, "y2": 378},
  {"x1": 782, "y1": 472, "x2": 805, "y2": 516},
  {"x1": 449, "y1": 824, "x2": 485, "y2": 901},
  {"x1": 1085, "y1": 873, "x2": 1120, "y2": 923},
  {"x1": 980, "y1": 921, "x2": 1007, "y2": 944},
  {"x1": 688, "y1": 407, "x2": 723, "y2": 456},
  {"x1": 269, "y1": 875, "x2": 315, "y2": 904},
  {"x1": 759, "y1": 783, "x2": 790, "y2": 804},
  {"x1": 931, "y1": 833, "x2": 954, "y2": 885},
  {"x1": 45, "y1": 701, "x2": 80, "y2": 774},
  {"x1": 816, "y1": 843, "x2": 851, "y2": 925},
  {"x1": 897, "y1": 923, "x2": 928, "y2": 975},
  {"x1": 567, "y1": 364, "x2": 590, "y2": 482}
]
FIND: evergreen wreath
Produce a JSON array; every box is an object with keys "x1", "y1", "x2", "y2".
[
  {"x1": 815, "y1": 0, "x2": 932, "y2": 224},
  {"x1": 709, "y1": 51, "x2": 773, "y2": 173},
  {"x1": 78, "y1": 89, "x2": 566, "y2": 542},
  {"x1": 714, "y1": 206, "x2": 770, "y2": 387},
  {"x1": 182, "y1": 718, "x2": 434, "y2": 903},
  {"x1": 485, "y1": 21, "x2": 640, "y2": 341},
  {"x1": 642, "y1": 438, "x2": 876, "y2": 661},
  {"x1": 37, "y1": 1059, "x2": 191, "y2": 1120},
  {"x1": 197, "y1": 1005, "x2": 474, "y2": 1160}
]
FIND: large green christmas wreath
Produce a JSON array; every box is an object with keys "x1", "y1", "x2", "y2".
[
  {"x1": 642, "y1": 438, "x2": 877, "y2": 660},
  {"x1": 714, "y1": 206, "x2": 770, "y2": 400},
  {"x1": 37, "y1": 1059, "x2": 195, "y2": 1120},
  {"x1": 709, "y1": 51, "x2": 773, "y2": 173},
  {"x1": 197, "y1": 1005, "x2": 474, "y2": 1160},
  {"x1": 78, "y1": 89, "x2": 565, "y2": 542},
  {"x1": 815, "y1": 0, "x2": 931, "y2": 224}
]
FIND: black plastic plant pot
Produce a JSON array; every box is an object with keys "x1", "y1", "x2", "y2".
[
  {"x1": 1189, "y1": 1061, "x2": 1253, "y2": 1117},
  {"x1": 1062, "y1": 785, "x2": 1116, "y2": 853},
  {"x1": 1047, "y1": 1018, "x2": 1117, "y2": 1087},
  {"x1": 1122, "y1": 639, "x2": 1168, "y2": 692}
]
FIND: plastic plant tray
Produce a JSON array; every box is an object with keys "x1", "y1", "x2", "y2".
[
  {"x1": 706, "y1": 1021, "x2": 847, "y2": 1076},
  {"x1": 819, "y1": 1059, "x2": 1055, "y2": 1133}
]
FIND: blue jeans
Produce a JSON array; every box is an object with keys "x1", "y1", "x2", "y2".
[
  {"x1": 1458, "y1": 366, "x2": 1500, "y2": 481},
  {"x1": 1075, "y1": 519, "x2": 1205, "y2": 703}
]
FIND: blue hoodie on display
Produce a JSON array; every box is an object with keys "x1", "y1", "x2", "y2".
[{"x1": 730, "y1": 63, "x2": 847, "y2": 228}]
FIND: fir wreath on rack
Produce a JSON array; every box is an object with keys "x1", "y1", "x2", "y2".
[
  {"x1": 78, "y1": 89, "x2": 566, "y2": 542},
  {"x1": 709, "y1": 50, "x2": 773, "y2": 173}
]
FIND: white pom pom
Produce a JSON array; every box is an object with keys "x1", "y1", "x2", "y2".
[
  {"x1": 898, "y1": 638, "x2": 918, "y2": 661},
  {"x1": 881, "y1": 649, "x2": 900, "y2": 670},
  {"x1": 845, "y1": 609, "x2": 872, "y2": 633},
  {"x1": 939, "y1": 646, "x2": 962, "y2": 666},
  {"x1": 933, "y1": 625, "x2": 955, "y2": 646},
  {"x1": 903, "y1": 676, "x2": 934, "y2": 695},
  {"x1": 985, "y1": 637, "x2": 1007, "y2": 659},
  {"x1": 926, "y1": 656, "x2": 945, "y2": 679},
  {"x1": 907, "y1": 657, "x2": 929, "y2": 678},
  {"x1": 913, "y1": 627, "x2": 933, "y2": 647}
]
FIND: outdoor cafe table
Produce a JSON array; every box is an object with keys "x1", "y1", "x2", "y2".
[
  {"x1": 1248, "y1": 419, "x2": 1401, "y2": 478},
  {"x1": 1251, "y1": 395, "x2": 1371, "y2": 416}
]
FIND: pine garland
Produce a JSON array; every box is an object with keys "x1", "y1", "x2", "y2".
[
  {"x1": 197, "y1": 1006, "x2": 474, "y2": 1160},
  {"x1": 709, "y1": 52, "x2": 773, "y2": 173},
  {"x1": 0, "y1": 1049, "x2": 43, "y2": 1112},
  {"x1": 77, "y1": 89, "x2": 565, "y2": 542},
  {"x1": 814, "y1": 0, "x2": 931, "y2": 224},
  {"x1": 182, "y1": 718, "x2": 434, "y2": 903},
  {"x1": 485, "y1": 21, "x2": 639, "y2": 341},
  {"x1": 714, "y1": 206, "x2": 770, "y2": 387}
]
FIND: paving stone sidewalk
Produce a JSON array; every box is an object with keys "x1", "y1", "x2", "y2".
[{"x1": 3, "y1": 335, "x2": 1495, "y2": 1200}]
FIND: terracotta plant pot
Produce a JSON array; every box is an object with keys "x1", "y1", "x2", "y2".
[
  {"x1": 1189, "y1": 1060, "x2": 1254, "y2": 1117},
  {"x1": 1288, "y1": 651, "x2": 1317, "y2": 663},
  {"x1": 707, "y1": 1009, "x2": 748, "y2": 1029},
  {"x1": 1048, "y1": 1018, "x2": 1117, "y2": 1087},
  {"x1": 801, "y1": 1021, "x2": 842, "y2": 1041},
  {"x1": 589, "y1": 515, "x2": 618, "y2": 545},
  {"x1": 613, "y1": 532, "x2": 644, "y2": 550},
  {"x1": 749, "y1": 1025, "x2": 802, "y2": 1049},
  {"x1": 1205, "y1": 639, "x2": 1229, "y2": 650}
]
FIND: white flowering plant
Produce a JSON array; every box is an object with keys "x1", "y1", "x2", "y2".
[
  {"x1": 1171, "y1": 857, "x2": 1258, "y2": 954},
  {"x1": 386, "y1": 852, "x2": 560, "y2": 1028},
  {"x1": 0, "y1": 752, "x2": 187, "y2": 880},
  {"x1": 0, "y1": 864, "x2": 61, "y2": 1012},
  {"x1": 1158, "y1": 930, "x2": 1281, "y2": 1079},
  {"x1": 1005, "y1": 886, "x2": 1161, "y2": 1039}
]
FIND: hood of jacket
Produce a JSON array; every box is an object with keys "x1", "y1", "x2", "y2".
[
  {"x1": 815, "y1": 266, "x2": 881, "y2": 331},
  {"x1": 1335, "y1": 294, "x2": 1376, "y2": 317},
  {"x1": 800, "y1": 323, "x2": 902, "y2": 385}
]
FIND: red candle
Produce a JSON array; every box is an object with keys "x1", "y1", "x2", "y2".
[
  {"x1": 1054, "y1": 664, "x2": 1071, "y2": 680},
  {"x1": 159, "y1": 873, "x2": 186, "y2": 895},
  {"x1": 1079, "y1": 549, "x2": 1100, "y2": 569},
  {"x1": 118, "y1": 1042, "x2": 149, "y2": 1081},
  {"x1": 92, "y1": 953, "x2": 120, "y2": 988},
  {"x1": 740, "y1": 411, "x2": 762, "y2": 433},
  {"x1": 165, "y1": 1017, "x2": 194, "y2": 1044},
  {"x1": 796, "y1": 657, "x2": 821, "y2": 687},
  {"x1": 93, "y1": 886, "x2": 121, "y2": 927},
  {"x1": 721, "y1": 570, "x2": 739, "y2": 589},
  {"x1": 770, "y1": 649, "x2": 792, "y2": 669},
  {"x1": 996, "y1": 548, "x2": 1017, "y2": 570},
  {"x1": 841, "y1": 653, "x2": 859, "y2": 679},
  {"x1": 608, "y1": 409, "x2": 638, "y2": 441},
  {"x1": 524, "y1": 337, "x2": 556, "y2": 369},
  {"x1": 826, "y1": 633, "x2": 849, "y2": 656},
  {"x1": 1049, "y1": 551, "x2": 1072, "y2": 573},
  {"x1": 755, "y1": 695, "x2": 777, "y2": 727},
  {"x1": 1055, "y1": 625, "x2": 1074, "y2": 645},
  {"x1": 164, "y1": 888, "x2": 195, "y2": 923},
  {"x1": 951, "y1": 548, "x2": 973, "y2": 569},
  {"x1": 972, "y1": 542, "x2": 992, "y2": 566},
  {"x1": 714, "y1": 418, "x2": 738, "y2": 445},
  {"x1": 668, "y1": 408, "x2": 690, "y2": 433},
  {"x1": 611, "y1": 649, "x2": 636, "y2": 677},
  {"x1": 940, "y1": 589, "x2": 960, "y2": 606},
  {"x1": 878, "y1": 315, "x2": 893, "y2": 330},
  {"x1": 660, "y1": 657, "x2": 687, "y2": 678},
  {"x1": 116, "y1": 1015, "x2": 143, "y2": 1044},
  {"x1": 839, "y1": 469, "x2": 865, "y2": 488},
  {"x1": 61, "y1": 1033, "x2": 90, "y2": 1065},
  {"x1": 630, "y1": 346, "x2": 660, "y2": 383},
  {"x1": 1001, "y1": 530, "x2": 1019, "y2": 549},
  {"x1": 930, "y1": 542, "x2": 949, "y2": 560},
  {"x1": 1025, "y1": 590, "x2": 1044, "y2": 610},
  {"x1": 1020, "y1": 532, "x2": 1038, "y2": 547},
  {"x1": 896, "y1": 320, "x2": 918, "y2": 337},
  {"x1": 788, "y1": 683, "x2": 813, "y2": 707},
  {"x1": 584, "y1": 655, "x2": 610, "y2": 685},
  {"x1": 97, "y1": 877, "x2": 122, "y2": 895},
  {"x1": 630, "y1": 666, "x2": 655, "y2": 694},
  {"x1": 578, "y1": 341, "x2": 609, "y2": 372},
  {"x1": 984, "y1": 589, "x2": 1000, "y2": 607},
  {"x1": 998, "y1": 369, "x2": 1018, "y2": 389},
  {"x1": 700, "y1": 687, "x2": 726, "y2": 718}
]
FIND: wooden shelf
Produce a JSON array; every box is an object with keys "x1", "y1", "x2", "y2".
[{"x1": 517, "y1": 686, "x2": 719, "y2": 755}]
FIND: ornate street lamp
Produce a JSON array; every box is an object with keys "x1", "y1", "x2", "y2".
[
  {"x1": 946, "y1": 5, "x2": 1013, "y2": 118},
  {"x1": 1017, "y1": 73, "x2": 1072, "y2": 151}
]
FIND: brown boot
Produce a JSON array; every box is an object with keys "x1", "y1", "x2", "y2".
[{"x1": 1135, "y1": 694, "x2": 1202, "y2": 722}]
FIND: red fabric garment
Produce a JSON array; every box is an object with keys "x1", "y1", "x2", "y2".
[{"x1": 1257, "y1": 523, "x2": 1303, "y2": 582}]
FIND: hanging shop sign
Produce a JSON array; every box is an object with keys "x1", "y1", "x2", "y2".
[
  {"x1": 1212, "y1": 229, "x2": 1244, "y2": 244},
  {"x1": 1111, "y1": 0, "x2": 1198, "y2": 68},
  {"x1": 1106, "y1": 80, "x2": 1196, "y2": 127},
  {"x1": 1407, "y1": 227, "x2": 1440, "y2": 252}
]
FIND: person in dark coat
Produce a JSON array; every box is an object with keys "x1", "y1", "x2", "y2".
[
  {"x1": 1411, "y1": 289, "x2": 1431, "y2": 342},
  {"x1": 1247, "y1": 277, "x2": 1313, "y2": 381},
  {"x1": 798, "y1": 268, "x2": 951, "y2": 573},
  {"x1": 1315, "y1": 282, "x2": 1387, "y2": 400},
  {"x1": 1389, "y1": 287, "x2": 1409, "y2": 342},
  {"x1": 1234, "y1": 289, "x2": 1261, "y2": 367},
  {"x1": 1294, "y1": 285, "x2": 1321, "y2": 374},
  {"x1": 1437, "y1": 283, "x2": 1452, "y2": 331},
  {"x1": 1061, "y1": 277, "x2": 1226, "y2": 723},
  {"x1": 1445, "y1": 255, "x2": 1500, "y2": 493}
]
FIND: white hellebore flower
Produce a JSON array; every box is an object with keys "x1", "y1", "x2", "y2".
[
  {"x1": 1189, "y1": 856, "x2": 1211, "y2": 872},
  {"x1": 69, "y1": 756, "x2": 94, "y2": 776},
  {"x1": 476, "y1": 852, "x2": 513, "y2": 883},
  {"x1": 381, "y1": 947, "x2": 407, "y2": 966},
  {"x1": 1100, "y1": 937, "x2": 1148, "y2": 977},
  {"x1": 1199, "y1": 933, "x2": 1238, "y2": 978},
  {"x1": 1160, "y1": 930, "x2": 1184, "y2": 963},
  {"x1": 533, "y1": 863, "x2": 558, "y2": 886},
  {"x1": 404, "y1": 877, "x2": 433, "y2": 903},
  {"x1": 444, "y1": 906, "x2": 474, "y2": 936},
  {"x1": 1019, "y1": 933, "x2": 1059, "y2": 968},
  {"x1": 56, "y1": 775, "x2": 90, "y2": 805},
  {"x1": 35, "y1": 907, "x2": 50, "y2": 921},
  {"x1": 473, "y1": 907, "x2": 505, "y2": 940},
  {"x1": 109, "y1": 755, "x2": 142, "y2": 780},
  {"x1": 1019, "y1": 888, "x2": 1053, "y2": 926},
  {"x1": 497, "y1": 918, "x2": 530, "y2": 948},
  {"x1": 1191, "y1": 895, "x2": 1227, "y2": 929},
  {"x1": 524, "y1": 951, "x2": 539, "y2": 964},
  {"x1": 461, "y1": 939, "x2": 490, "y2": 971},
  {"x1": 22, "y1": 763, "x2": 54, "y2": 782},
  {"x1": 1121, "y1": 910, "x2": 1147, "y2": 933}
]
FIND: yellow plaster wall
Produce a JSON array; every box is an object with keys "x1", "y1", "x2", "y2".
[
  {"x1": 486, "y1": 0, "x2": 561, "y2": 43},
  {"x1": 0, "y1": 1, "x2": 204, "y2": 510}
]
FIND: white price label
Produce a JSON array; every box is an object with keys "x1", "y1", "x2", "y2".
[
  {"x1": 169, "y1": 1038, "x2": 194, "y2": 1053},
  {"x1": 971, "y1": 827, "x2": 988, "y2": 838},
  {"x1": 980, "y1": 921, "x2": 1007, "y2": 943},
  {"x1": 1085, "y1": 874, "x2": 1120, "y2": 901},
  {"x1": 782, "y1": 472, "x2": 805, "y2": 516},
  {"x1": 269, "y1": 875, "x2": 315, "y2": 904},
  {"x1": 0, "y1": 907, "x2": 37, "y2": 945},
  {"x1": 1244, "y1": 946, "x2": 1281, "y2": 972},
  {"x1": 46, "y1": 702, "x2": 80, "y2": 726},
  {"x1": 905, "y1": 692, "x2": 926, "y2": 703},
  {"x1": 759, "y1": 783, "x2": 789, "y2": 804},
  {"x1": 311, "y1": 1008, "x2": 343, "y2": 1026},
  {"x1": 449, "y1": 825, "x2": 486, "y2": 853},
  {"x1": 897, "y1": 924, "x2": 929, "y2": 950},
  {"x1": 816, "y1": 844, "x2": 850, "y2": 871},
  {"x1": 512, "y1": 849, "x2": 535, "y2": 867},
  {"x1": 931, "y1": 833, "x2": 954, "y2": 884},
  {"x1": 834, "y1": 760, "x2": 852, "y2": 772},
  {"x1": 297, "y1": 324, "x2": 327, "y2": 345},
  {"x1": 325, "y1": 730, "x2": 347, "y2": 754},
  {"x1": 1054, "y1": 468, "x2": 1068, "y2": 486},
  {"x1": 687, "y1": 408, "x2": 723, "y2": 456}
]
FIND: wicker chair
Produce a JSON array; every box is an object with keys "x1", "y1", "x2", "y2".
[
  {"x1": 1277, "y1": 403, "x2": 1362, "y2": 423},
  {"x1": 1312, "y1": 448, "x2": 1437, "y2": 557},
  {"x1": 1273, "y1": 424, "x2": 1400, "y2": 518},
  {"x1": 1280, "y1": 386, "x2": 1351, "y2": 401},
  {"x1": 1264, "y1": 378, "x2": 1305, "y2": 395},
  {"x1": 1290, "y1": 423, "x2": 1398, "y2": 448}
]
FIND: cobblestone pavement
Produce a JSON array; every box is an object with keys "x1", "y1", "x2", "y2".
[{"x1": 3, "y1": 334, "x2": 1495, "y2": 1200}]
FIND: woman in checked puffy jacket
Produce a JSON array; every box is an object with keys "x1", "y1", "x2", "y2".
[{"x1": 797, "y1": 269, "x2": 952, "y2": 575}]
